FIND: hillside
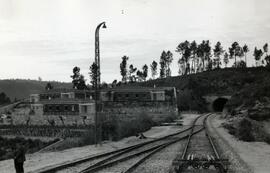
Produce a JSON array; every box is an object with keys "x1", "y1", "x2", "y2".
[
  {"x1": 0, "y1": 79, "x2": 72, "y2": 101},
  {"x1": 133, "y1": 67, "x2": 270, "y2": 112},
  {"x1": 133, "y1": 67, "x2": 270, "y2": 144}
]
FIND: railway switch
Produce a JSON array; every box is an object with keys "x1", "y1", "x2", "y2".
[{"x1": 173, "y1": 154, "x2": 229, "y2": 172}]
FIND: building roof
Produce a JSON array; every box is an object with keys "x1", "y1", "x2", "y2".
[
  {"x1": 40, "y1": 88, "x2": 92, "y2": 94},
  {"x1": 38, "y1": 98, "x2": 94, "y2": 104},
  {"x1": 101, "y1": 86, "x2": 175, "y2": 92}
]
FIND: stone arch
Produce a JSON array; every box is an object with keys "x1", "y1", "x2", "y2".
[{"x1": 212, "y1": 97, "x2": 229, "y2": 112}]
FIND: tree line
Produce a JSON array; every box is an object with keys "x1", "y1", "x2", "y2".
[
  {"x1": 115, "y1": 41, "x2": 269, "y2": 84},
  {"x1": 70, "y1": 40, "x2": 269, "y2": 89}
]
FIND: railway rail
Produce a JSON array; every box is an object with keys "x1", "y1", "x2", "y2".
[
  {"x1": 172, "y1": 113, "x2": 229, "y2": 173},
  {"x1": 35, "y1": 114, "x2": 207, "y2": 173},
  {"x1": 78, "y1": 114, "x2": 207, "y2": 173}
]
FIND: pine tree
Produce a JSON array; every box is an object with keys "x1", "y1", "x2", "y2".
[
  {"x1": 243, "y1": 44, "x2": 249, "y2": 67},
  {"x1": 213, "y1": 41, "x2": 224, "y2": 69},
  {"x1": 142, "y1": 64, "x2": 148, "y2": 81},
  {"x1": 89, "y1": 62, "x2": 98, "y2": 89},
  {"x1": 45, "y1": 83, "x2": 53, "y2": 90},
  {"x1": 150, "y1": 61, "x2": 158, "y2": 79},
  {"x1": 128, "y1": 64, "x2": 137, "y2": 82},
  {"x1": 223, "y1": 52, "x2": 229, "y2": 68},
  {"x1": 71, "y1": 66, "x2": 87, "y2": 90},
  {"x1": 159, "y1": 51, "x2": 166, "y2": 78},
  {"x1": 253, "y1": 47, "x2": 263, "y2": 67},
  {"x1": 120, "y1": 56, "x2": 129, "y2": 83},
  {"x1": 176, "y1": 40, "x2": 191, "y2": 75}
]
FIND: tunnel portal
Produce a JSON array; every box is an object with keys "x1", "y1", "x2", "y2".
[{"x1": 212, "y1": 98, "x2": 228, "y2": 112}]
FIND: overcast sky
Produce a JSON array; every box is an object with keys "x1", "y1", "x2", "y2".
[{"x1": 0, "y1": 0, "x2": 270, "y2": 83}]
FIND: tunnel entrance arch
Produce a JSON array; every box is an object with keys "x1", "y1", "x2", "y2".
[{"x1": 212, "y1": 98, "x2": 228, "y2": 112}]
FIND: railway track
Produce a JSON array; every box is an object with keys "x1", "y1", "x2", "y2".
[
  {"x1": 171, "y1": 114, "x2": 229, "y2": 173},
  {"x1": 36, "y1": 114, "x2": 207, "y2": 173},
  {"x1": 122, "y1": 114, "x2": 209, "y2": 173}
]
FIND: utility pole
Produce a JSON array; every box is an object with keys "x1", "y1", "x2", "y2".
[{"x1": 94, "y1": 22, "x2": 106, "y2": 145}]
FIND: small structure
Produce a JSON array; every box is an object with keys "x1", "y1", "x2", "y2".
[
  {"x1": 30, "y1": 88, "x2": 95, "y2": 116},
  {"x1": 99, "y1": 86, "x2": 178, "y2": 122},
  {"x1": 28, "y1": 86, "x2": 178, "y2": 124},
  {"x1": 100, "y1": 86, "x2": 177, "y2": 102}
]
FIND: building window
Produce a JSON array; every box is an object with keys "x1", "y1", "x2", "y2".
[
  {"x1": 135, "y1": 94, "x2": 139, "y2": 98},
  {"x1": 48, "y1": 106, "x2": 52, "y2": 111},
  {"x1": 71, "y1": 105, "x2": 75, "y2": 111},
  {"x1": 64, "y1": 105, "x2": 69, "y2": 111},
  {"x1": 83, "y1": 106, "x2": 87, "y2": 113},
  {"x1": 125, "y1": 94, "x2": 129, "y2": 98},
  {"x1": 56, "y1": 106, "x2": 60, "y2": 111}
]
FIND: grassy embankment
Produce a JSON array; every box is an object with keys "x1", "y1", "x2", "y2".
[
  {"x1": 222, "y1": 67, "x2": 270, "y2": 143},
  {"x1": 132, "y1": 67, "x2": 269, "y2": 111}
]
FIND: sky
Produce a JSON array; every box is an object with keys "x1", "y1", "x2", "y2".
[{"x1": 0, "y1": 0, "x2": 270, "y2": 83}]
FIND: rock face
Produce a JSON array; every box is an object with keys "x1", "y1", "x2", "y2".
[
  {"x1": 222, "y1": 116, "x2": 268, "y2": 142},
  {"x1": 222, "y1": 99, "x2": 270, "y2": 144},
  {"x1": 248, "y1": 100, "x2": 270, "y2": 121}
]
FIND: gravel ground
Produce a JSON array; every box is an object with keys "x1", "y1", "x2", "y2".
[
  {"x1": 55, "y1": 137, "x2": 176, "y2": 173},
  {"x1": 83, "y1": 126, "x2": 194, "y2": 173},
  {"x1": 131, "y1": 114, "x2": 205, "y2": 173},
  {"x1": 178, "y1": 114, "x2": 219, "y2": 173},
  {"x1": 185, "y1": 130, "x2": 216, "y2": 161},
  {"x1": 133, "y1": 139, "x2": 188, "y2": 173},
  {"x1": 56, "y1": 156, "x2": 109, "y2": 173},
  {"x1": 95, "y1": 153, "x2": 150, "y2": 173},
  {"x1": 207, "y1": 114, "x2": 253, "y2": 173}
]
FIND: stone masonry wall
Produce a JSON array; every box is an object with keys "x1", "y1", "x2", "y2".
[{"x1": 102, "y1": 101, "x2": 178, "y2": 122}]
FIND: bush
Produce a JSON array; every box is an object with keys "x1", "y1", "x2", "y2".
[
  {"x1": 222, "y1": 122, "x2": 236, "y2": 135},
  {"x1": 222, "y1": 117, "x2": 270, "y2": 143},
  {"x1": 162, "y1": 112, "x2": 178, "y2": 123},
  {"x1": 102, "y1": 112, "x2": 154, "y2": 141},
  {"x1": 78, "y1": 129, "x2": 95, "y2": 146},
  {"x1": 237, "y1": 118, "x2": 255, "y2": 141},
  {"x1": 265, "y1": 136, "x2": 270, "y2": 144}
]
